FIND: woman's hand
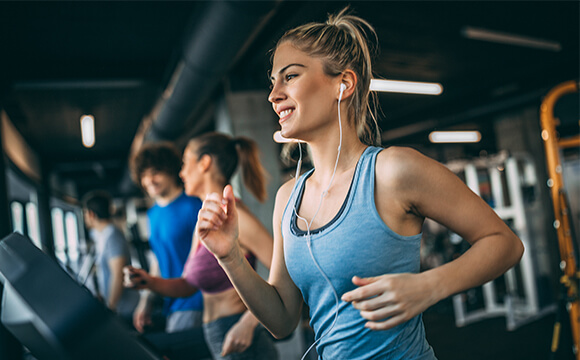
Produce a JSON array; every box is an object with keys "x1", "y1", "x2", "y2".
[
  {"x1": 196, "y1": 185, "x2": 240, "y2": 261},
  {"x1": 123, "y1": 266, "x2": 151, "y2": 290},
  {"x1": 132, "y1": 300, "x2": 152, "y2": 333},
  {"x1": 341, "y1": 273, "x2": 440, "y2": 330},
  {"x1": 221, "y1": 312, "x2": 258, "y2": 356}
]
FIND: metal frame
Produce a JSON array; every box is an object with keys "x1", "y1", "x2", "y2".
[
  {"x1": 448, "y1": 152, "x2": 556, "y2": 331},
  {"x1": 539, "y1": 80, "x2": 579, "y2": 358}
]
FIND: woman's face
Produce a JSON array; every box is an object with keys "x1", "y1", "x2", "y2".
[
  {"x1": 179, "y1": 145, "x2": 201, "y2": 197},
  {"x1": 268, "y1": 42, "x2": 339, "y2": 142}
]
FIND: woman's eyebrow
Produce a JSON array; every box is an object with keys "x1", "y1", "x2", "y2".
[{"x1": 269, "y1": 63, "x2": 306, "y2": 82}]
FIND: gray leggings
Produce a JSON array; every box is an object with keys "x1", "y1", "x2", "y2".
[
  {"x1": 166, "y1": 310, "x2": 203, "y2": 333},
  {"x1": 202, "y1": 313, "x2": 279, "y2": 360}
]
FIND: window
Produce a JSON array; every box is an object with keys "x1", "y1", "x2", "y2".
[
  {"x1": 6, "y1": 167, "x2": 42, "y2": 248},
  {"x1": 25, "y1": 202, "x2": 41, "y2": 249},
  {"x1": 10, "y1": 201, "x2": 24, "y2": 235},
  {"x1": 51, "y1": 208, "x2": 67, "y2": 264},
  {"x1": 65, "y1": 212, "x2": 80, "y2": 264}
]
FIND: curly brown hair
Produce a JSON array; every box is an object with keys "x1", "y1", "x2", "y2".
[{"x1": 130, "y1": 142, "x2": 183, "y2": 188}]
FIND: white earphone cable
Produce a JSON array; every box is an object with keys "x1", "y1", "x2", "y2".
[{"x1": 297, "y1": 85, "x2": 344, "y2": 360}]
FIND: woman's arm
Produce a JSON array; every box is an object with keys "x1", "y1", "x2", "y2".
[
  {"x1": 197, "y1": 184, "x2": 304, "y2": 338},
  {"x1": 396, "y1": 147, "x2": 523, "y2": 293},
  {"x1": 237, "y1": 203, "x2": 274, "y2": 269},
  {"x1": 219, "y1": 200, "x2": 275, "y2": 355},
  {"x1": 220, "y1": 199, "x2": 287, "y2": 354},
  {"x1": 342, "y1": 147, "x2": 524, "y2": 330},
  {"x1": 131, "y1": 258, "x2": 160, "y2": 332},
  {"x1": 221, "y1": 310, "x2": 261, "y2": 356},
  {"x1": 124, "y1": 265, "x2": 198, "y2": 298}
]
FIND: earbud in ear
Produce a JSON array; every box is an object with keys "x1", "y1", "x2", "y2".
[{"x1": 340, "y1": 83, "x2": 346, "y2": 93}]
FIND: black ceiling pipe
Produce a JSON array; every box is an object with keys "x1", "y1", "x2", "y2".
[
  {"x1": 145, "y1": 0, "x2": 279, "y2": 142},
  {"x1": 118, "y1": 0, "x2": 280, "y2": 195}
]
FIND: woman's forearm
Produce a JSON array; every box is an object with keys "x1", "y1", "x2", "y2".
[
  {"x1": 426, "y1": 229, "x2": 523, "y2": 302},
  {"x1": 148, "y1": 277, "x2": 198, "y2": 298},
  {"x1": 219, "y1": 245, "x2": 301, "y2": 339}
]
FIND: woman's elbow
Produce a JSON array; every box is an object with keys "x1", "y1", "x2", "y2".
[
  {"x1": 182, "y1": 283, "x2": 198, "y2": 297},
  {"x1": 172, "y1": 278, "x2": 197, "y2": 298},
  {"x1": 508, "y1": 232, "x2": 525, "y2": 266},
  {"x1": 270, "y1": 324, "x2": 298, "y2": 340},
  {"x1": 265, "y1": 313, "x2": 300, "y2": 339}
]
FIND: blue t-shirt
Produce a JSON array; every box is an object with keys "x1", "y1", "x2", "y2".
[
  {"x1": 283, "y1": 146, "x2": 436, "y2": 359},
  {"x1": 147, "y1": 192, "x2": 203, "y2": 314}
]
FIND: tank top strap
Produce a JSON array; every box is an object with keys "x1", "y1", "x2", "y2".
[{"x1": 350, "y1": 146, "x2": 383, "y2": 209}]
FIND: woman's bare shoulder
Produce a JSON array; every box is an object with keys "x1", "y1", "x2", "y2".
[
  {"x1": 272, "y1": 177, "x2": 297, "y2": 223},
  {"x1": 276, "y1": 178, "x2": 296, "y2": 204},
  {"x1": 375, "y1": 146, "x2": 431, "y2": 182},
  {"x1": 377, "y1": 145, "x2": 427, "y2": 164}
]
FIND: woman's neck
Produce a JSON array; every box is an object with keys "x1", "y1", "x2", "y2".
[{"x1": 308, "y1": 132, "x2": 367, "y2": 184}]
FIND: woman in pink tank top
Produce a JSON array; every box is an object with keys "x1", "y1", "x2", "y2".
[{"x1": 125, "y1": 132, "x2": 278, "y2": 360}]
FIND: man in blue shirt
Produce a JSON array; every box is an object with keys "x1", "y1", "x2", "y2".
[{"x1": 130, "y1": 142, "x2": 203, "y2": 333}]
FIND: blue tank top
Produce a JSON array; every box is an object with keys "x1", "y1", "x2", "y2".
[
  {"x1": 148, "y1": 192, "x2": 203, "y2": 314},
  {"x1": 283, "y1": 146, "x2": 436, "y2": 359}
]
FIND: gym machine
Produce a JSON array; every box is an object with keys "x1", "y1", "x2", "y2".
[
  {"x1": 540, "y1": 80, "x2": 579, "y2": 359},
  {"x1": 447, "y1": 151, "x2": 555, "y2": 331}
]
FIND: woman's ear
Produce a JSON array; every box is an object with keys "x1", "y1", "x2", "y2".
[
  {"x1": 198, "y1": 154, "x2": 212, "y2": 172},
  {"x1": 339, "y1": 69, "x2": 357, "y2": 99}
]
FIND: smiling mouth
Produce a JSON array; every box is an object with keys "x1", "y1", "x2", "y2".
[{"x1": 279, "y1": 109, "x2": 293, "y2": 119}]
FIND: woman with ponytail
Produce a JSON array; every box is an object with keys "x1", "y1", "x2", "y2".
[
  {"x1": 196, "y1": 8, "x2": 523, "y2": 359},
  {"x1": 125, "y1": 132, "x2": 278, "y2": 360}
]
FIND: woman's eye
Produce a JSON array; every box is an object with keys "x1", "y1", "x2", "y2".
[{"x1": 285, "y1": 74, "x2": 297, "y2": 81}]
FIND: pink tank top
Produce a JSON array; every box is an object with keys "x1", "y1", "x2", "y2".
[{"x1": 183, "y1": 242, "x2": 256, "y2": 294}]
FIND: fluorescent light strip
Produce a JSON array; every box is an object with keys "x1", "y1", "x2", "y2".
[
  {"x1": 462, "y1": 26, "x2": 561, "y2": 52},
  {"x1": 80, "y1": 115, "x2": 95, "y2": 148},
  {"x1": 429, "y1": 131, "x2": 481, "y2": 143},
  {"x1": 274, "y1": 79, "x2": 443, "y2": 142},
  {"x1": 370, "y1": 79, "x2": 443, "y2": 95}
]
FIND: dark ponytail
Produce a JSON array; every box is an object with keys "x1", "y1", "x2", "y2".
[
  {"x1": 232, "y1": 137, "x2": 268, "y2": 202},
  {"x1": 189, "y1": 132, "x2": 268, "y2": 202}
]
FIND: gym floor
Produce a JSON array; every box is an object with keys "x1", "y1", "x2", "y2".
[{"x1": 424, "y1": 298, "x2": 576, "y2": 360}]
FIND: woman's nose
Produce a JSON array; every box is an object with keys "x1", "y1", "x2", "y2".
[{"x1": 268, "y1": 82, "x2": 285, "y2": 104}]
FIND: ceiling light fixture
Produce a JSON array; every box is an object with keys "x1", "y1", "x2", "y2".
[
  {"x1": 80, "y1": 115, "x2": 95, "y2": 148},
  {"x1": 429, "y1": 131, "x2": 481, "y2": 143},
  {"x1": 461, "y1": 26, "x2": 562, "y2": 52},
  {"x1": 370, "y1": 79, "x2": 443, "y2": 95}
]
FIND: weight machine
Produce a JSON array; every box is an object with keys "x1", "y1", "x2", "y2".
[
  {"x1": 447, "y1": 151, "x2": 555, "y2": 331},
  {"x1": 540, "y1": 80, "x2": 579, "y2": 359}
]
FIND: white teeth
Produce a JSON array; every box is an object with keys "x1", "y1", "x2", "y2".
[{"x1": 279, "y1": 109, "x2": 293, "y2": 118}]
